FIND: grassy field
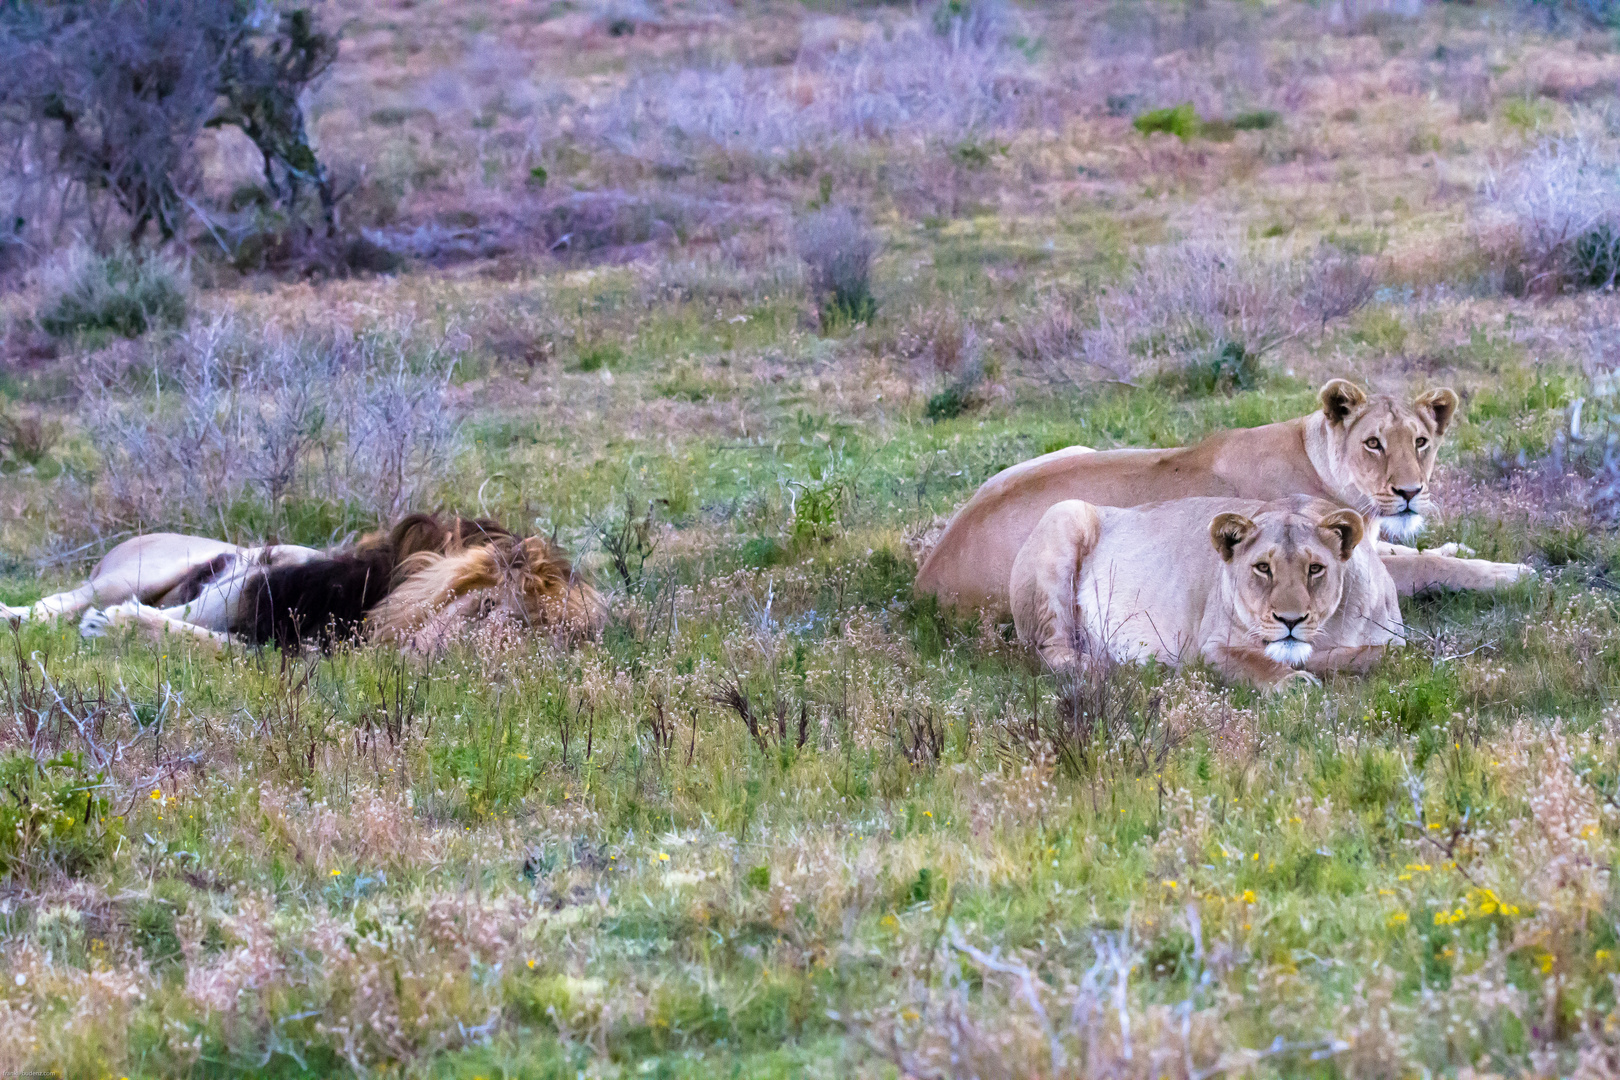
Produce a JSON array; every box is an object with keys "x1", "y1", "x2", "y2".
[{"x1": 5, "y1": 0, "x2": 1620, "y2": 1076}]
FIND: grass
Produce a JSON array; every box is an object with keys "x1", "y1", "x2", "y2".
[{"x1": 3, "y1": 0, "x2": 1620, "y2": 1076}]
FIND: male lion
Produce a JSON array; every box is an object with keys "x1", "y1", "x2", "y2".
[
  {"x1": 3, "y1": 515, "x2": 603, "y2": 654},
  {"x1": 917, "y1": 379, "x2": 1532, "y2": 615},
  {"x1": 1010, "y1": 496, "x2": 1401, "y2": 690}
]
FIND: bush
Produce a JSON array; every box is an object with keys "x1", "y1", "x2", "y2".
[
  {"x1": 37, "y1": 246, "x2": 188, "y2": 339},
  {"x1": 0, "y1": 0, "x2": 336, "y2": 246},
  {"x1": 598, "y1": 6, "x2": 1031, "y2": 156},
  {"x1": 1073, "y1": 240, "x2": 1305, "y2": 388},
  {"x1": 1232, "y1": 109, "x2": 1281, "y2": 131},
  {"x1": 1133, "y1": 103, "x2": 1200, "y2": 141},
  {"x1": 80, "y1": 315, "x2": 461, "y2": 528},
  {"x1": 0, "y1": 407, "x2": 62, "y2": 466},
  {"x1": 1486, "y1": 135, "x2": 1620, "y2": 293},
  {"x1": 0, "y1": 752, "x2": 116, "y2": 879},
  {"x1": 795, "y1": 206, "x2": 877, "y2": 329}
]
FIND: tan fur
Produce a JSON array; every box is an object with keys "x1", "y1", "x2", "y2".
[
  {"x1": 917, "y1": 379, "x2": 1530, "y2": 614},
  {"x1": 1010, "y1": 496, "x2": 1403, "y2": 690},
  {"x1": 368, "y1": 535, "x2": 605, "y2": 655}
]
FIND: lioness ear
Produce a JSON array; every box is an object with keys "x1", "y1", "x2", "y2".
[
  {"x1": 1319, "y1": 379, "x2": 1368, "y2": 425},
  {"x1": 1317, "y1": 509, "x2": 1365, "y2": 561},
  {"x1": 1414, "y1": 387, "x2": 1459, "y2": 436},
  {"x1": 1210, "y1": 513, "x2": 1257, "y2": 562}
]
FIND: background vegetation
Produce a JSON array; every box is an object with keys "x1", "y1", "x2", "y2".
[{"x1": 4, "y1": 0, "x2": 1620, "y2": 1075}]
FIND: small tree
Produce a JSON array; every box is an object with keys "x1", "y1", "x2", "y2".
[{"x1": 0, "y1": 0, "x2": 336, "y2": 247}]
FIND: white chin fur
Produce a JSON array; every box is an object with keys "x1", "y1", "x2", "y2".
[
  {"x1": 1378, "y1": 512, "x2": 1425, "y2": 542},
  {"x1": 1264, "y1": 639, "x2": 1314, "y2": 667}
]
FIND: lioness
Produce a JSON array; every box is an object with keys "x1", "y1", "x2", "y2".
[
  {"x1": 1010, "y1": 496, "x2": 1401, "y2": 690},
  {"x1": 917, "y1": 379, "x2": 1532, "y2": 615}
]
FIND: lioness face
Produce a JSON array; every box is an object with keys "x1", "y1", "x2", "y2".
[
  {"x1": 1211, "y1": 501, "x2": 1366, "y2": 667},
  {"x1": 1319, "y1": 379, "x2": 1458, "y2": 542}
]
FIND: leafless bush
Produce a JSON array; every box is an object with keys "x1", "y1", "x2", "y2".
[
  {"x1": 1300, "y1": 243, "x2": 1380, "y2": 327},
  {"x1": 78, "y1": 316, "x2": 461, "y2": 530},
  {"x1": 1485, "y1": 135, "x2": 1620, "y2": 293},
  {"x1": 796, "y1": 206, "x2": 877, "y2": 326},
  {"x1": 597, "y1": 9, "x2": 1033, "y2": 156},
  {"x1": 1078, "y1": 1, "x2": 1273, "y2": 120},
  {"x1": 895, "y1": 705, "x2": 945, "y2": 767},
  {"x1": 0, "y1": 1, "x2": 336, "y2": 248},
  {"x1": 847, "y1": 923, "x2": 1276, "y2": 1079},
  {"x1": 1009, "y1": 291, "x2": 1085, "y2": 372},
  {"x1": 709, "y1": 674, "x2": 809, "y2": 755},
  {"x1": 1072, "y1": 240, "x2": 1306, "y2": 387},
  {"x1": 1005, "y1": 637, "x2": 1179, "y2": 779},
  {"x1": 1553, "y1": 312, "x2": 1620, "y2": 520}
]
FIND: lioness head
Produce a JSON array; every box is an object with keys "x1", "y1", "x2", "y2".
[
  {"x1": 1319, "y1": 379, "x2": 1458, "y2": 542},
  {"x1": 1210, "y1": 498, "x2": 1367, "y2": 668}
]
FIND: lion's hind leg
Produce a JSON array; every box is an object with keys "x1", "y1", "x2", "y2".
[
  {"x1": 1010, "y1": 500, "x2": 1105, "y2": 670},
  {"x1": 22, "y1": 534, "x2": 244, "y2": 622}
]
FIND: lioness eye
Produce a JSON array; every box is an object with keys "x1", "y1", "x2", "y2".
[
  {"x1": 1364, "y1": 437, "x2": 1383, "y2": 452},
  {"x1": 1254, "y1": 562, "x2": 1270, "y2": 576},
  {"x1": 1415, "y1": 437, "x2": 1429, "y2": 450},
  {"x1": 1309, "y1": 563, "x2": 1325, "y2": 577}
]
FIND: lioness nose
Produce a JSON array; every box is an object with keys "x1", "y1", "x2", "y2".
[
  {"x1": 1276, "y1": 614, "x2": 1305, "y2": 633},
  {"x1": 1393, "y1": 485, "x2": 1422, "y2": 502}
]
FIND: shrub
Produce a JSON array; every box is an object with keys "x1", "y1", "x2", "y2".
[
  {"x1": 0, "y1": 1, "x2": 337, "y2": 245},
  {"x1": 926, "y1": 377, "x2": 980, "y2": 420},
  {"x1": 37, "y1": 246, "x2": 188, "y2": 339},
  {"x1": 79, "y1": 315, "x2": 461, "y2": 528},
  {"x1": 0, "y1": 407, "x2": 61, "y2": 466},
  {"x1": 1300, "y1": 242, "x2": 1380, "y2": 327},
  {"x1": 1232, "y1": 109, "x2": 1281, "y2": 131},
  {"x1": 0, "y1": 751, "x2": 116, "y2": 879},
  {"x1": 1072, "y1": 239, "x2": 1305, "y2": 388},
  {"x1": 932, "y1": 0, "x2": 1013, "y2": 48},
  {"x1": 795, "y1": 206, "x2": 877, "y2": 329},
  {"x1": 597, "y1": 7, "x2": 1031, "y2": 156},
  {"x1": 1486, "y1": 135, "x2": 1620, "y2": 293},
  {"x1": 1133, "y1": 103, "x2": 1200, "y2": 141}
]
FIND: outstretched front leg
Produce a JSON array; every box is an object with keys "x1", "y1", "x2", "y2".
[
  {"x1": 1377, "y1": 547, "x2": 1534, "y2": 596},
  {"x1": 80, "y1": 602, "x2": 233, "y2": 654},
  {"x1": 1010, "y1": 500, "x2": 1104, "y2": 669}
]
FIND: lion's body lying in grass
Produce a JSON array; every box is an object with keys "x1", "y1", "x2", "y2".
[
  {"x1": 4, "y1": 515, "x2": 603, "y2": 654},
  {"x1": 1011, "y1": 495, "x2": 1402, "y2": 690},
  {"x1": 917, "y1": 380, "x2": 1532, "y2": 616}
]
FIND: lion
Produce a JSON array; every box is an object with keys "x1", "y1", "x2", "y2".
[
  {"x1": 1010, "y1": 496, "x2": 1402, "y2": 690},
  {"x1": 4, "y1": 515, "x2": 602, "y2": 655},
  {"x1": 917, "y1": 379, "x2": 1533, "y2": 615}
]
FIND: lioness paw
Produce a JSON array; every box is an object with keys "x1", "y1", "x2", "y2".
[
  {"x1": 1495, "y1": 561, "x2": 1535, "y2": 585},
  {"x1": 1270, "y1": 669, "x2": 1321, "y2": 693},
  {"x1": 78, "y1": 608, "x2": 112, "y2": 639}
]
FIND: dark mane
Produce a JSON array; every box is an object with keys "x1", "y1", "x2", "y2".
[
  {"x1": 238, "y1": 548, "x2": 396, "y2": 650},
  {"x1": 237, "y1": 513, "x2": 514, "y2": 650}
]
